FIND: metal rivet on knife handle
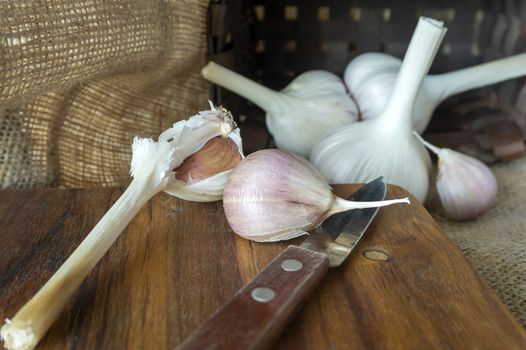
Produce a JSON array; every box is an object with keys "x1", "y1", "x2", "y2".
[
  {"x1": 251, "y1": 287, "x2": 276, "y2": 303},
  {"x1": 281, "y1": 259, "x2": 303, "y2": 272}
]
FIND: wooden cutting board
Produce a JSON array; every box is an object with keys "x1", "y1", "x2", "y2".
[{"x1": 0, "y1": 185, "x2": 525, "y2": 349}]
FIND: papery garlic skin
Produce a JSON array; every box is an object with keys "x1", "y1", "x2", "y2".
[
  {"x1": 157, "y1": 105, "x2": 244, "y2": 201},
  {"x1": 224, "y1": 149, "x2": 410, "y2": 242},
  {"x1": 202, "y1": 63, "x2": 358, "y2": 157}
]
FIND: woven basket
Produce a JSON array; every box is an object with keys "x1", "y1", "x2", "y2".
[
  {"x1": 207, "y1": 0, "x2": 526, "y2": 327},
  {"x1": 209, "y1": 0, "x2": 526, "y2": 159}
]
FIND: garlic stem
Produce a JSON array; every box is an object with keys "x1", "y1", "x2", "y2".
[
  {"x1": 327, "y1": 196, "x2": 410, "y2": 217},
  {"x1": 427, "y1": 53, "x2": 526, "y2": 102},
  {"x1": 381, "y1": 18, "x2": 446, "y2": 129},
  {"x1": 201, "y1": 62, "x2": 282, "y2": 112},
  {"x1": 412, "y1": 131, "x2": 442, "y2": 155},
  {"x1": 1, "y1": 176, "x2": 165, "y2": 350}
]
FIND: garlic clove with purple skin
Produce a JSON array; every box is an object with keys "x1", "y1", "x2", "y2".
[
  {"x1": 345, "y1": 51, "x2": 526, "y2": 133},
  {"x1": 223, "y1": 149, "x2": 409, "y2": 242},
  {"x1": 413, "y1": 132, "x2": 497, "y2": 221}
]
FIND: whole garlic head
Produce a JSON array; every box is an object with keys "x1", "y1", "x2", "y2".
[
  {"x1": 202, "y1": 62, "x2": 358, "y2": 158},
  {"x1": 267, "y1": 70, "x2": 359, "y2": 157},
  {"x1": 311, "y1": 17, "x2": 446, "y2": 203}
]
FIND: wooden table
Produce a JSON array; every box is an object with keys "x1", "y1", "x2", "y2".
[{"x1": 1, "y1": 186, "x2": 525, "y2": 349}]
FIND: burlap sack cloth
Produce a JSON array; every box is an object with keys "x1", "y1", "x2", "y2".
[{"x1": 0, "y1": 1, "x2": 524, "y2": 328}]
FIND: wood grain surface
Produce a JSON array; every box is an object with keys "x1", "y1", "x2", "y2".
[
  {"x1": 178, "y1": 245, "x2": 329, "y2": 350},
  {"x1": 0, "y1": 185, "x2": 525, "y2": 350}
]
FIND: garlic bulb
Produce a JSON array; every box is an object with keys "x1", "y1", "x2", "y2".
[
  {"x1": 223, "y1": 149, "x2": 409, "y2": 242},
  {"x1": 1, "y1": 103, "x2": 243, "y2": 350},
  {"x1": 345, "y1": 52, "x2": 526, "y2": 133},
  {"x1": 311, "y1": 17, "x2": 447, "y2": 203},
  {"x1": 201, "y1": 62, "x2": 358, "y2": 157},
  {"x1": 414, "y1": 133, "x2": 497, "y2": 221}
]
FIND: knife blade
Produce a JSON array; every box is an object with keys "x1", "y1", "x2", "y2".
[
  {"x1": 178, "y1": 178, "x2": 387, "y2": 350},
  {"x1": 300, "y1": 176, "x2": 386, "y2": 267}
]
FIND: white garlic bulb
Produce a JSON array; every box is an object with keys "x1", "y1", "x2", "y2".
[
  {"x1": 311, "y1": 17, "x2": 447, "y2": 203},
  {"x1": 223, "y1": 149, "x2": 409, "y2": 242},
  {"x1": 201, "y1": 62, "x2": 358, "y2": 157},
  {"x1": 345, "y1": 52, "x2": 526, "y2": 133},
  {"x1": 414, "y1": 133, "x2": 497, "y2": 221}
]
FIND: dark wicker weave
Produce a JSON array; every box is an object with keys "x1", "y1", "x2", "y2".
[{"x1": 208, "y1": 0, "x2": 526, "y2": 160}]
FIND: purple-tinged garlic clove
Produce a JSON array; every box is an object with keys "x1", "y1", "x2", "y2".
[
  {"x1": 436, "y1": 149, "x2": 497, "y2": 221},
  {"x1": 223, "y1": 149, "x2": 409, "y2": 242},
  {"x1": 414, "y1": 132, "x2": 497, "y2": 220}
]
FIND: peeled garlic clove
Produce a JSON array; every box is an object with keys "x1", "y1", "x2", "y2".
[
  {"x1": 414, "y1": 133, "x2": 497, "y2": 220},
  {"x1": 223, "y1": 149, "x2": 409, "y2": 242},
  {"x1": 159, "y1": 104, "x2": 244, "y2": 201},
  {"x1": 202, "y1": 62, "x2": 358, "y2": 157}
]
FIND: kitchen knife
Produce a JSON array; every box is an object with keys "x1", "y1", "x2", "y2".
[{"x1": 177, "y1": 177, "x2": 387, "y2": 350}]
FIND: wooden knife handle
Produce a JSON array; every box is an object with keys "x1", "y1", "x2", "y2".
[{"x1": 177, "y1": 245, "x2": 329, "y2": 350}]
